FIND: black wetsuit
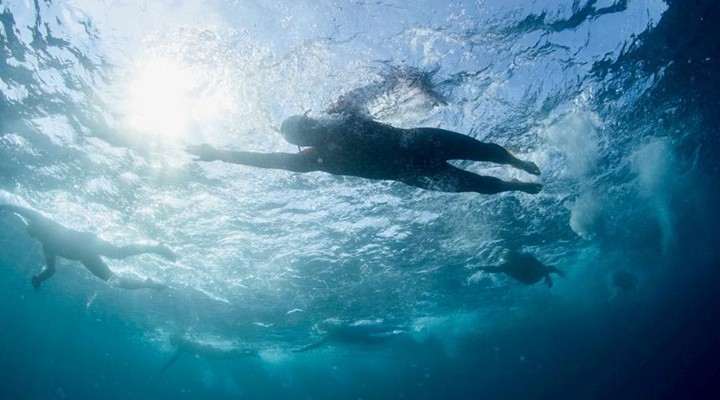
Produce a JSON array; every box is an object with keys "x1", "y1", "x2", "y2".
[
  {"x1": 189, "y1": 114, "x2": 540, "y2": 194},
  {"x1": 280, "y1": 114, "x2": 535, "y2": 193}
]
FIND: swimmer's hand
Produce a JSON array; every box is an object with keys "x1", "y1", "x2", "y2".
[
  {"x1": 186, "y1": 144, "x2": 220, "y2": 162},
  {"x1": 31, "y1": 275, "x2": 41, "y2": 289}
]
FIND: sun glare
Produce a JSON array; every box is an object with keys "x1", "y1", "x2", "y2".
[{"x1": 125, "y1": 58, "x2": 231, "y2": 140}]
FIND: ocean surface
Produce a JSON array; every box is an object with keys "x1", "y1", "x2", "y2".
[{"x1": 1, "y1": 0, "x2": 719, "y2": 399}]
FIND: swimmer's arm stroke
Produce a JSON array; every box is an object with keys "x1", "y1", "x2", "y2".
[{"x1": 187, "y1": 144, "x2": 318, "y2": 173}]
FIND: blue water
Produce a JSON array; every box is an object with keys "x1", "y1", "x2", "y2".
[{"x1": 2, "y1": 0, "x2": 719, "y2": 399}]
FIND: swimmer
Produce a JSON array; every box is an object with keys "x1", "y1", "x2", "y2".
[
  {"x1": 188, "y1": 112, "x2": 541, "y2": 195},
  {"x1": 161, "y1": 334, "x2": 259, "y2": 373},
  {"x1": 475, "y1": 250, "x2": 565, "y2": 288},
  {"x1": 293, "y1": 319, "x2": 409, "y2": 353},
  {"x1": 189, "y1": 70, "x2": 538, "y2": 194},
  {"x1": 0, "y1": 204, "x2": 176, "y2": 290}
]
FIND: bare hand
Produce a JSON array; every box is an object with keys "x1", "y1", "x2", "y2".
[{"x1": 186, "y1": 144, "x2": 219, "y2": 162}]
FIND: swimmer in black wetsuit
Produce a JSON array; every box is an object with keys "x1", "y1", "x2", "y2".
[
  {"x1": 188, "y1": 113, "x2": 542, "y2": 195},
  {"x1": 0, "y1": 204, "x2": 176, "y2": 290}
]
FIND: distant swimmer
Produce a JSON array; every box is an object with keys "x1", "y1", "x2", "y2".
[
  {"x1": 293, "y1": 319, "x2": 409, "y2": 353},
  {"x1": 161, "y1": 334, "x2": 259, "y2": 373},
  {"x1": 0, "y1": 204, "x2": 176, "y2": 290},
  {"x1": 475, "y1": 250, "x2": 565, "y2": 288}
]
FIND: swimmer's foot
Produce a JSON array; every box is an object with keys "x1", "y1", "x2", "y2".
[
  {"x1": 509, "y1": 179, "x2": 542, "y2": 194},
  {"x1": 516, "y1": 160, "x2": 541, "y2": 176},
  {"x1": 154, "y1": 244, "x2": 178, "y2": 262}
]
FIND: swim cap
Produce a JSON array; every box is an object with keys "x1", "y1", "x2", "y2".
[{"x1": 280, "y1": 115, "x2": 326, "y2": 146}]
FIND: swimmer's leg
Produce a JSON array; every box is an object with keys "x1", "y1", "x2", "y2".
[
  {"x1": 32, "y1": 248, "x2": 57, "y2": 288},
  {"x1": 403, "y1": 165, "x2": 541, "y2": 194},
  {"x1": 80, "y1": 255, "x2": 114, "y2": 281},
  {"x1": 81, "y1": 256, "x2": 165, "y2": 290},
  {"x1": 414, "y1": 128, "x2": 540, "y2": 175},
  {"x1": 93, "y1": 238, "x2": 177, "y2": 262}
]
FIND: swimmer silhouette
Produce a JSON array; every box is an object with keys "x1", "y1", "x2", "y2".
[
  {"x1": 189, "y1": 113, "x2": 541, "y2": 195},
  {"x1": 190, "y1": 70, "x2": 540, "y2": 194},
  {"x1": 0, "y1": 204, "x2": 176, "y2": 290},
  {"x1": 293, "y1": 319, "x2": 409, "y2": 353},
  {"x1": 476, "y1": 250, "x2": 565, "y2": 288},
  {"x1": 161, "y1": 334, "x2": 259, "y2": 373}
]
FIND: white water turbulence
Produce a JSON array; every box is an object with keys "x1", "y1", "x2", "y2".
[
  {"x1": 630, "y1": 137, "x2": 676, "y2": 254},
  {"x1": 543, "y1": 110, "x2": 603, "y2": 239}
]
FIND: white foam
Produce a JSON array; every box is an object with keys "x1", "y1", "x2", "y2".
[
  {"x1": 0, "y1": 79, "x2": 29, "y2": 103},
  {"x1": 0, "y1": 134, "x2": 38, "y2": 156},
  {"x1": 631, "y1": 138, "x2": 672, "y2": 195},
  {"x1": 630, "y1": 138, "x2": 676, "y2": 252},
  {"x1": 32, "y1": 115, "x2": 78, "y2": 146},
  {"x1": 0, "y1": 190, "x2": 31, "y2": 208},
  {"x1": 543, "y1": 111, "x2": 603, "y2": 238},
  {"x1": 565, "y1": 191, "x2": 602, "y2": 239},
  {"x1": 544, "y1": 111, "x2": 601, "y2": 179}
]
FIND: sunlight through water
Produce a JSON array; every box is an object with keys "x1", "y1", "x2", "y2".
[
  {"x1": 124, "y1": 57, "x2": 232, "y2": 140},
  {"x1": 3, "y1": 0, "x2": 720, "y2": 399}
]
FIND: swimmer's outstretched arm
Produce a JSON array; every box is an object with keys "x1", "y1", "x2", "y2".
[{"x1": 187, "y1": 144, "x2": 318, "y2": 173}]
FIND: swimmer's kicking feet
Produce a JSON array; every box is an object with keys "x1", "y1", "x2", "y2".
[{"x1": 0, "y1": 204, "x2": 176, "y2": 290}]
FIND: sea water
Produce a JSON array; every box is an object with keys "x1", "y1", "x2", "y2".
[{"x1": 1, "y1": 1, "x2": 719, "y2": 399}]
